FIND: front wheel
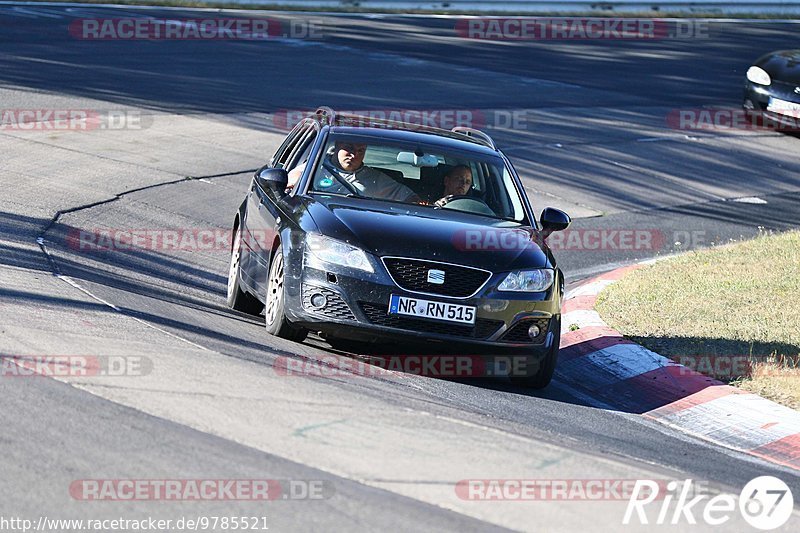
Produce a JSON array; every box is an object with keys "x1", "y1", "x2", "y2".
[
  {"x1": 264, "y1": 245, "x2": 308, "y2": 342},
  {"x1": 227, "y1": 224, "x2": 264, "y2": 315},
  {"x1": 509, "y1": 319, "x2": 560, "y2": 389}
]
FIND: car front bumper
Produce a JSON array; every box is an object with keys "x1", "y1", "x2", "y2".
[
  {"x1": 743, "y1": 80, "x2": 800, "y2": 128},
  {"x1": 282, "y1": 248, "x2": 561, "y2": 355}
]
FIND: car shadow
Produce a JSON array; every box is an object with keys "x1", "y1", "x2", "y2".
[
  {"x1": 318, "y1": 330, "x2": 800, "y2": 413},
  {"x1": 0, "y1": 210, "x2": 304, "y2": 356}
]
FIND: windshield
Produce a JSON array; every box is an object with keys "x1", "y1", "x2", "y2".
[{"x1": 308, "y1": 134, "x2": 527, "y2": 222}]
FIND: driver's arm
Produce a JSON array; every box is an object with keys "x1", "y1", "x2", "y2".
[{"x1": 286, "y1": 162, "x2": 306, "y2": 190}]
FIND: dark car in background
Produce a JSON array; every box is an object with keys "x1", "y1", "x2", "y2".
[
  {"x1": 226, "y1": 107, "x2": 571, "y2": 388},
  {"x1": 744, "y1": 49, "x2": 800, "y2": 124}
]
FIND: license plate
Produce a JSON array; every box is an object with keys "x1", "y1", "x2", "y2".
[
  {"x1": 767, "y1": 97, "x2": 800, "y2": 116},
  {"x1": 388, "y1": 295, "x2": 476, "y2": 325}
]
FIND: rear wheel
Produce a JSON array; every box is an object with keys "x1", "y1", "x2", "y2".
[
  {"x1": 509, "y1": 319, "x2": 560, "y2": 389},
  {"x1": 226, "y1": 224, "x2": 264, "y2": 315},
  {"x1": 264, "y1": 245, "x2": 308, "y2": 342}
]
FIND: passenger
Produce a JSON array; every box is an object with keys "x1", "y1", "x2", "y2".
[{"x1": 288, "y1": 141, "x2": 419, "y2": 203}]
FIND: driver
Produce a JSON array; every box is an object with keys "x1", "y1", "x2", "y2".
[
  {"x1": 441, "y1": 165, "x2": 473, "y2": 197},
  {"x1": 289, "y1": 141, "x2": 420, "y2": 203}
]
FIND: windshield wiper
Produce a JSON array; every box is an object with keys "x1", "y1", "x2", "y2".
[
  {"x1": 308, "y1": 191, "x2": 358, "y2": 198},
  {"x1": 424, "y1": 203, "x2": 517, "y2": 223}
]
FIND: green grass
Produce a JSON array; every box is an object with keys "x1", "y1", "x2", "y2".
[{"x1": 595, "y1": 230, "x2": 800, "y2": 409}]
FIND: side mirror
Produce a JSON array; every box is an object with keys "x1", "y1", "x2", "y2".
[
  {"x1": 255, "y1": 168, "x2": 289, "y2": 193},
  {"x1": 540, "y1": 207, "x2": 571, "y2": 232}
]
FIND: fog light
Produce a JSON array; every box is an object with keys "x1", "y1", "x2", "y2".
[
  {"x1": 310, "y1": 293, "x2": 327, "y2": 308},
  {"x1": 527, "y1": 324, "x2": 541, "y2": 340}
]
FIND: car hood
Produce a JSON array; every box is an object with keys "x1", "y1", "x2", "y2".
[
  {"x1": 303, "y1": 195, "x2": 551, "y2": 272},
  {"x1": 756, "y1": 49, "x2": 800, "y2": 85}
]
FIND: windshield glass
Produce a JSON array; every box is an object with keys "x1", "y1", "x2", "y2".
[{"x1": 308, "y1": 134, "x2": 527, "y2": 222}]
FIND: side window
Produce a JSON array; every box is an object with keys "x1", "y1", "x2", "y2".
[
  {"x1": 285, "y1": 125, "x2": 317, "y2": 173},
  {"x1": 271, "y1": 122, "x2": 306, "y2": 169}
]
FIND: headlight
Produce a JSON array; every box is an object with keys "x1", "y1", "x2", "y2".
[
  {"x1": 498, "y1": 269, "x2": 554, "y2": 292},
  {"x1": 746, "y1": 66, "x2": 771, "y2": 86},
  {"x1": 305, "y1": 233, "x2": 374, "y2": 273}
]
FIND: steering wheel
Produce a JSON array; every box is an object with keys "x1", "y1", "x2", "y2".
[
  {"x1": 321, "y1": 160, "x2": 364, "y2": 197},
  {"x1": 434, "y1": 194, "x2": 492, "y2": 212},
  {"x1": 434, "y1": 194, "x2": 470, "y2": 207}
]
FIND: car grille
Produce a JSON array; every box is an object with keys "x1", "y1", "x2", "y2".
[
  {"x1": 382, "y1": 258, "x2": 491, "y2": 298},
  {"x1": 302, "y1": 285, "x2": 355, "y2": 321},
  {"x1": 771, "y1": 81, "x2": 800, "y2": 100},
  {"x1": 359, "y1": 302, "x2": 502, "y2": 340},
  {"x1": 500, "y1": 318, "x2": 550, "y2": 344}
]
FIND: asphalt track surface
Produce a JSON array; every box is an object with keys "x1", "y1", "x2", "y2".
[{"x1": 2, "y1": 4, "x2": 800, "y2": 531}]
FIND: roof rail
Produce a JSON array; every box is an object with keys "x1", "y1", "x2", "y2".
[
  {"x1": 451, "y1": 126, "x2": 496, "y2": 150},
  {"x1": 315, "y1": 106, "x2": 336, "y2": 125},
  {"x1": 310, "y1": 110, "x2": 498, "y2": 148}
]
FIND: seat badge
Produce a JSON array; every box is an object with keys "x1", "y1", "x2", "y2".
[{"x1": 427, "y1": 269, "x2": 445, "y2": 285}]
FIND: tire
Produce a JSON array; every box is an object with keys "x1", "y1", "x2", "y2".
[
  {"x1": 509, "y1": 319, "x2": 561, "y2": 389},
  {"x1": 226, "y1": 224, "x2": 264, "y2": 315},
  {"x1": 264, "y1": 245, "x2": 308, "y2": 342}
]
